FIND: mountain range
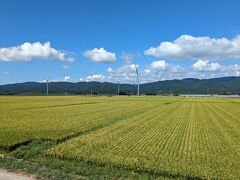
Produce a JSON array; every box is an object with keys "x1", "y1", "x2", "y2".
[{"x1": 0, "y1": 76, "x2": 239, "y2": 95}]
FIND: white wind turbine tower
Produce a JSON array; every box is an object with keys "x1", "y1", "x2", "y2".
[
  {"x1": 117, "y1": 82, "x2": 120, "y2": 95},
  {"x1": 47, "y1": 80, "x2": 50, "y2": 95},
  {"x1": 135, "y1": 65, "x2": 140, "y2": 96},
  {"x1": 44, "y1": 79, "x2": 50, "y2": 95}
]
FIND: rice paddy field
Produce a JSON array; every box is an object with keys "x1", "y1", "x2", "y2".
[{"x1": 0, "y1": 96, "x2": 240, "y2": 179}]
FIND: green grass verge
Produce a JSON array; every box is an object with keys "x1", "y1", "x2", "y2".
[{"x1": 0, "y1": 140, "x2": 172, "y2": 180}]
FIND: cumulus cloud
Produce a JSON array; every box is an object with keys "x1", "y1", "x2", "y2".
[
  {"x1": 80, "y1": 64, "x2": 138, "y2": 83},
  {"x1": 144, "y1": 35, "x2": 240, "y2": 60},
  {"x1": 80, "y1": 60, "x2": 240, "y2": 83},
  {"x1": 64, "y1": 76, "x2": 70, "y2": 81},
  {"x1": 148, "y1": 60, "x2": 168, "y2": 71},
  {"x1": 142, "y1": 61, "x2": 185, "y2": 82},
  {"x1": 223, "y1": 64, "x2": 240, "y2": 76},
  {"x1": 83, "y1": 48, "x2": 116, "y2": 63},
  {"x1": 192, "y1": 60, "x2": 221, "y2": 72},
  {"x1": 0, "y1": 42, "x2": 74, "y2": 62},
  {"x1": 80, "y1": 62, "x2": 185, "y2": 83},
  {"x1": 80, "y1": 74, "x2": 106, "y2": 82},
  {"x1": 144, "y1": 60, "x2": 184, "y2": 79},
  {"x1": 107, "y1": 64, "x2": 139, "y2": 82}
]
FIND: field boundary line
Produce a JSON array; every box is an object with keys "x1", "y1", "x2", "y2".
[{"x1": 13, "y1": 102, "x2": 100, "y2": 110}]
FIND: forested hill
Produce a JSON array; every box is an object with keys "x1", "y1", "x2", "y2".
[{"x1": 0, "y1": 76, "x2": 239, "y2": 95}]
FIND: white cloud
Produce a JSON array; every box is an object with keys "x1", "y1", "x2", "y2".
[
  {"x1": 169, "y1": 64, "x2": 185, "y2": 73},
  {"x1": 111, "y1": 64, "x2": 138, "y2": 81},
  {"x1": 80, "y1": 74, "x2": 106, "y2": 82},
  {"x1": 148, "y1": 60, "x2": 168, "y2": 71},
  {"x1": 83, "y1": 48, "x2": 116, "y2": 63},
  {"x1": 224, "y1": 64, "x2": 240, "y2": 76},
  {"x1": 144, "y1": 35, "x2": 240, "y2": 60},
  {"x1": 107, "y1": 64, "x2": 139, "y2": 82},
  {"x1": 80, "y1": 62, "x2": 185, "y2": 84},
  {"x1": 64, "y1": 76, "x2": 70, "y2": 81},
  {"x1": 192, "y1": 60, "x2": 221, "y2": 72},
  {"x1": 143, "y1": 61, "x2": 184, "y2": 82},
  {"x1": 192, "y1": 60, "x2": 208, "y2": 71},
  {"x1": 0, "y1": 42, "x2": 74, "y2": 62},
  {"x1": 79, "y1": 64, "x2": 138, "y2": 83},
  {"x1": 107, "y1": 67, "x2": 114, "y2": 73},
  {"x1": 141, "y1": 61, "x2": 185, "y2": 83},
  {"x1": 189, "y1": 61, "x2": 240, "y2": 79},
  {"x1": 80, "y1": 60, "x2": 240, "y2": 83},
  {"x1": 121, "y1": 52, "x2": 133, "y2": 63}
]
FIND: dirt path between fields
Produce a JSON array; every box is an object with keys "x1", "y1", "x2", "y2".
[{"x1": 0, "y1": 169, "x2": 35, "y2": 180}]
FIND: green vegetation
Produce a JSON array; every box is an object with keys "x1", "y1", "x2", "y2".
[
  {"x1": 0, "y1": 96, "x2": 240, "y2": 179},
  {"x1": 1, "y1": 141, "x2": 161, "y2": 180}
]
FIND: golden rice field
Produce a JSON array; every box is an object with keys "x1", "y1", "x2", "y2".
[
  {"x1": 0, "y1": 96, "x2": 159, "y2": 149},
  {"x1": 1, "y1": 96, "x2": 240, "y2": 179}
]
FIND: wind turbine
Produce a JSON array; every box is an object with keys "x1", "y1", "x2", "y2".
[
  {"x1": 45, "y1": 79, "x2": 49, "y2": 95},
  {"x1": 117, "y1": 82, "x2": 120, "y2": 95},
  {"x1": 42, "y1": 76, "x2": 50, "y2": 95},
  {"x1": 135, "y1": 65, "x2": 140, "y2": 96}
]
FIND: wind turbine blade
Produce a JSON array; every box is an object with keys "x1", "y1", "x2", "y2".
[{"x1": 135, "y1": 65, "x2": 139, "y2": 75}]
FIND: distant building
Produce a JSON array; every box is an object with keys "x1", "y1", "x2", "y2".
[{"x1": 180, "y1": 94, "x2": 240, "y2": 98}]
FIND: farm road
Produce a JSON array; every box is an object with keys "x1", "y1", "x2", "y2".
[{"x1": 0, "y1": 169, "x2": 35, "y2": 180}]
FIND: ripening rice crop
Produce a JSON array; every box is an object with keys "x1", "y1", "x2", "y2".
[
  {"x1": 48, "y1": 100, "x2": 240, "y2": 179},
  {"x1": 1, "y1": 96, "x2": 239, "y2": 179},
  {"x1": 0, "y1": 96, "x2": 163, "y2": 149}
]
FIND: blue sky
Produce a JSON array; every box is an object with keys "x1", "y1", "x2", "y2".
[{"x1": 0, "y1": 0, "x2": 240, "y2": 84}]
